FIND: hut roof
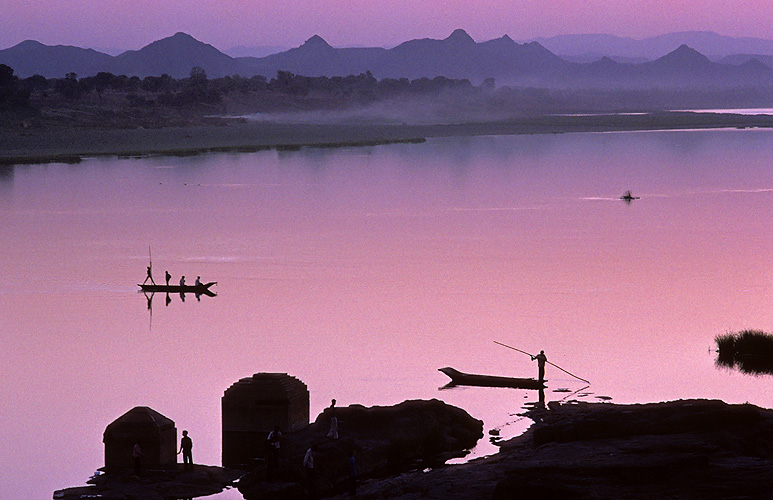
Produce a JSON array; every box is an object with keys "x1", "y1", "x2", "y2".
[
  {"x1": 104, "y1": 406, "x2": 175, "y2": 440},
  {"x1": 223, "y1": 373, "x2": 308, "y2": 402}
]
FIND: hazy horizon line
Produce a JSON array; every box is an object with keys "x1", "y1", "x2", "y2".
[{"x1": 4, "y1": 27, "x2": 773, "y2": 55}]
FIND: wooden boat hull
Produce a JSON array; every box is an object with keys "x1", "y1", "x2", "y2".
[
  {"x1": 439, "y1": 367, "x2": 545, "y2": 390},
  {"x1": 139, "y1": 282, "x2": 217, "y2": 295}
]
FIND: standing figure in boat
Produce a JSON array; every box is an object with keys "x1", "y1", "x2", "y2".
[
  {"x1": 180, "y1": 275, "x2": 186, "y2": 287},
  {"x1": 143, "y1": 265, "x2": 156, "y2": 285},
  {"x1": 165, "y1": 271, "x2": 171, "y2": 286},
  {"x1": 195, "y1": 276, "x2": 202, "y2": 286},
  {"x1": 532, "y1": 350, "x2": 547, "y2": 382}
]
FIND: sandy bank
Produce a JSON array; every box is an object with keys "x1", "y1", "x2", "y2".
[{"x1": 3, "y1": 112, "x2": 773, "y2": 165}]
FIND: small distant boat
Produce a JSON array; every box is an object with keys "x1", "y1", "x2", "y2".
[
  {"x1": 139, "y1": 282, "x2": 217, "y2": 296},
  {"x1": 620, "y1": 190, "x2": 640, "y2": 202},
  {"x1": 439, "y1": 367, "x2": 545, "y2": 390}
]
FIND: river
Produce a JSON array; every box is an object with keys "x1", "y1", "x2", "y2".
[{"x1": 1, "y1": 128, "x2": 772, "y2": 499}]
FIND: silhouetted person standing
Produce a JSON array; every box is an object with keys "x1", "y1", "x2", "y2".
[
  {"x1": 266, "y1": 426, "x2": 282, "y2": 481},
  {"x1": 165, "y1": 270, "x2": 171, "y2": 286},
  {"x1": 133, "y1": 441, "x2": 143, "y2": 475},
  {"x1": 179, "y1": 430, "x2": 193, "y2": 471},
  {"x1": 347, "y1": 449, "x2": 357, "y2": 496},
  {"x1": 304, "y1": 445, "x2": 316, "y2": 497},
  {"x1": 180, "y1": 275, "x2": 186, "y2": 287},
  {"x1": 532, "y1": 350, "x2": 547, "y2": 382},
  {"x1": 143, "y1": 265, "x2": 155, "y2": 285},
  {"x1": 327, "y1": 399, "x2": 338, "y2": 440}
]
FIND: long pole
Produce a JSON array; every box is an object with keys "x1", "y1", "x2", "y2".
[{"x1": 494, "y1": 340, "x2": 591, "y2": 385}]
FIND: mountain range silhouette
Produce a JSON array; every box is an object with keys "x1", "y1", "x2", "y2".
[{"x1": 1, "y1": 30, "x2": 772, "y2": 88}]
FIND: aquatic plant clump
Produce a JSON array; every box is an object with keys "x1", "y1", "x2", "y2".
[{"x1": 715, "y1": 329, "x2": 773, "y2": 375}]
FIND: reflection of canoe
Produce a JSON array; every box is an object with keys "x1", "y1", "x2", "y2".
[
  {"x1": 439, "y1": 367, "x2": 545, "y2": 390},
  {"x1": 139, "y1": 282, "x2": 217, "y2": 295}
]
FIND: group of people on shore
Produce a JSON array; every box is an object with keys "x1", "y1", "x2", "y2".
[{"x1": 267, "y1": 399, "x2": 355, "y2": 497}]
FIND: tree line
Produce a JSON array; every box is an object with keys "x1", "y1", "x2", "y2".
[{"x1": 0, "y1": 64, "x2": 480, "y2": 110}]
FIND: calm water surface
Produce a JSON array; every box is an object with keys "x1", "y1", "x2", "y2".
[{"x1": 1, "y1": 129, "x2": 772, "y2": 499}]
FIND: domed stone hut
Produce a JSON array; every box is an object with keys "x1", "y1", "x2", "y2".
[
  {"x1": 222, "y1": 373, "x2": 309, "y2": 468},
  {"x1": 103, "y1": 406, "x2": 177, "y2": 472}
]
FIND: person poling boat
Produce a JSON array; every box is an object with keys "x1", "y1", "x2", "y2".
[
  {"x1": 494, "y1": 340, "x2": 590, "y2": 385},
  {"x1": 531, "y1": 350, "x2": 548, "y2": 382}
]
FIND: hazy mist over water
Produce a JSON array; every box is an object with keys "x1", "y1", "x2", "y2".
[{"x1": 1, "y1": 129, "x2": 772, "y2": 499}]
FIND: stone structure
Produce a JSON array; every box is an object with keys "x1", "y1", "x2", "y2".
[
  {"x1": 222, "y1": 373, "x2": 309, "y2": 468},
  {"x1": 103, "y1": 406, "x2": 177, "y2": 472}
]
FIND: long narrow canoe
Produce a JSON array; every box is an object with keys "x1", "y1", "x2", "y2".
[
  {"x1": 439, "y1": 367, "x2": 545, "y2": 390},
  {"x1": 139, "y1": 281, "x2": 217, "y2": 295}
]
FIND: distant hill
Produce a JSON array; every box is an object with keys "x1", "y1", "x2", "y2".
[
  {"x1": 0, "y1": 40, "x2": 113, "y2": 78},
  {"x1": 237, "y1": 34, "x2": 388, "y2": 78},
  {"x1": 1, "y1": 30, "x2": 771, "y2": 88},
  {"x1": 107, "y1": 32, "x2": 238, "y2": 78},
  {"x1": 720, "y1": 54, "x2": 773, "y2": 67},
  {"x1": 531, "y1": 31, "x2": 773, "y2": 61},
  {"x1": 225, "y1": 45, "x2": 289, "y2": 58}
]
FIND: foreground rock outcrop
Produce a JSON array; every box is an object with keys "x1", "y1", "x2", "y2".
[
  {"x1": 238, "y1": 399, "x2": 484, "y2": 499},
  {"x1": 342, "y1": 399, "x2": 773, "y2": 500},
  {"x1": 56, "y1": 399, "x2": 773, "y2": 500},
  {"x1": 53, "y1": 465, "x2": 242, "y2": 500}
]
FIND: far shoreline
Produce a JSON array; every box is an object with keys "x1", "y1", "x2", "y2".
[{"x1": 2, "y1": 111, "x2": 773, "y2": 166}]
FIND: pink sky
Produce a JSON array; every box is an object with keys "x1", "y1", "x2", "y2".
[{"x1": 3, "y1": 0, "x2": 773, "y2": 51}]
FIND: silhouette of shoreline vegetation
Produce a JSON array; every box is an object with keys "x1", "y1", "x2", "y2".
[
  {"x1": 716, "y1": 330, "x2": 773, "y2": 375},
  {"x1": 5, "y1": 62, "x2": 773, "y2": 130},
  {"x1": 4, "y1": 63, "x2": 773, "y2": 165}
]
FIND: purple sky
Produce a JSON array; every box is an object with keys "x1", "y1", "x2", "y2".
[{"x1": 3, "y1": 0, "x2": 773, "y2": 51}]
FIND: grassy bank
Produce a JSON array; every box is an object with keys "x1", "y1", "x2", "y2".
[{"x1": 2, "y1": 112, "x2": 773, "y2": 165}]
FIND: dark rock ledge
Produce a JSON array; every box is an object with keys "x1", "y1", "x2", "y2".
[
  {"x1": 54, "y1": 399, "x2": 483, "y2": 500},
  {"x1": 341, "y1": 399, "x2": 773, "y2": 500},
  {"x1": 55, "y1": 399, "x2": 773, "y2": 500},
  {"x1": 53, "y1": 465, "x2": 242, "y2": 500}
]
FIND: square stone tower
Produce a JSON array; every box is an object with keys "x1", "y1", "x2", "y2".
[{"x1": 222, "y1": 373, "x2": 309, "y2": 468}]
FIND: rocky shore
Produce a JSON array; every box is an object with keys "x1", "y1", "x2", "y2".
[
  {"x1": 347, "y1": 399, "x2": 773, "y2": 500},
  {"x1": 4, "y1": 112, "x2": 773, "y2": 166},
  {"x1": 55, "y1": 398, "x2": 773, "y2": 500},
  {"x1": 53, "y1": 465, "x2": 242, "y2": 500}
]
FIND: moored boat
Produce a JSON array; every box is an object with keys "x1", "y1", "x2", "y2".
[{"x1": 439, "y1": 367, "x2": 545, "y2": 390}]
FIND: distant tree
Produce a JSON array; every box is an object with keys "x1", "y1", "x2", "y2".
[
  {"x1": 0, "y1": 64, "x2": 15, "y2": 87},
  {"x1": 92, "y1": 72, "x2": 118, "y2": 96},
  {"x1": 22, "y1": 74, "x2": 50, "y2": 92},
  {"x1": 481, "y1": 77, "x2": 496, "y2": 91},
  {"x1": 0, "y1": 64, "x2": 32, "y2": 109},
  {"x1": 190, "y1": 66, "x2": 207, "y2": 82},
  {"x1": 54, "y1": 73, "x2": 82, "y2": 99},
  {"x1": 142, "y1": 74, "x2": 175, "y2": 92}
]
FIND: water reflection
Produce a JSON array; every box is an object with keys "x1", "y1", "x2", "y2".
[
  {"x1": 143, "y1": 288, "x2": 218, "y2": 330},
  {"x1": 2, "y1": 130, "x2": 773, "y2": 500}
]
